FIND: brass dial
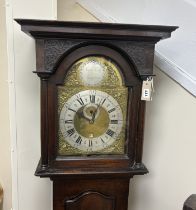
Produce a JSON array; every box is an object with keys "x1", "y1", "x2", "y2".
[
  {"x1": 59, "y1": 90, "x2": 123, "y2": 152},
  {"x1": 58, "y1": 56, "x2": 128, "y2": 155}
]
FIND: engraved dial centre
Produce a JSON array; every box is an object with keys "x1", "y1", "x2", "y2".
[{"x1": 74, "y1": 105, "x2": 110, "y2": 138}]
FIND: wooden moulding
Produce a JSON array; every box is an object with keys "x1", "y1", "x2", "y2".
[{"x1": 15, "y1": 19, "x2": 178, "y2": 41}]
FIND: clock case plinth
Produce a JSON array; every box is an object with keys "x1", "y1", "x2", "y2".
[{"x1": 16, "y1": 19, "x2": 177, "y2": 210}]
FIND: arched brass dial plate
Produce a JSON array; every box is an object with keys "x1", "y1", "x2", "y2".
[{"x1": 58, "y1": 56, "x2": 128, "y2": 155}]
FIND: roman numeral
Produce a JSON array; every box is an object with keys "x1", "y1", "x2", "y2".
[
  {"x1": 101, "y1": 98, "x2": 106, "y2": 105},
  {"x1": 67, "y1": 128, "x2": 75, "y2": 136},
  {"x1": 89, "y1": 139, "x2": 93, "y2": 147},
  {"x1": 108, "y1": 108, "x2": 116, "y2": 113},
  {"x1": 76, "y1": 136, "x2": 82, "y2": 144},
  {"x1": 90, "y1": 95, "x2": 95, "y2": 103},
  {"x1": 106, "y1": 129, "x2": 115, "y2": 137},
  {"x1": 68, "y1": 108, "x2": 76, "y2": 112},
  {"x1": 77, "y1": 98, "x2": 84, "y2": 106},
  {"x1": 110, "y1": 120, "x2": 118, "y2": 124},
  {"x1": 64, "y1": 120, "x2": 73, "y2": 124},
  {"x1": 100, "y1": 138, "x2": 105, "y2": 143}
]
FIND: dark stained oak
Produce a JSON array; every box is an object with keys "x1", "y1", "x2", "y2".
[
  {"x1": 64, "y1": 191, "x2": 114, "y2": 210},
  {"x1": 16, "y1": 19, "x2": 177, "y2": 210},
  {"x1": 15, "y1": 19, "x2": 177, "y2": 41},
  {"x1": 53, "y1": 178, "x2": 129, "y2": 210}
]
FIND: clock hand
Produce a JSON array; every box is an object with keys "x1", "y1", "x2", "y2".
[
  {"x1": 90, "y1": 103, "x2": 101, "y2": 123},
  {"x1": 89, "y1": 110, "x2": 94, "y2": 124},
  {"x1": 77, "y1": 109, "x2": 91, "y2": 122}
]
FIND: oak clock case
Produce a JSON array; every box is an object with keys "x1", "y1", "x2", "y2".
[{"x1": 16, "y1": 19, "x2": 177, "y2": 210}]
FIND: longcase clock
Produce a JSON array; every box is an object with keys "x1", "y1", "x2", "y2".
[{"x1": 16, "y1": 19, "x2": 177, "y2": 210}]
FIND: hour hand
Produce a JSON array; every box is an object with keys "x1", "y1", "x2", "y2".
[{"x1": 77, "y1": 110, "x2": 91, "y2": 122}]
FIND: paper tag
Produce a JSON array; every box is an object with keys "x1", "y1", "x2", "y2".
[{"x1": 141, "y1": 77, "x2": 154, "y2": 101}]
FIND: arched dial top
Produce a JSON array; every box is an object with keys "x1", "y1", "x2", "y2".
[
  {"x1": 63, "y1": 56, "x2": 124, "y2": 87},
  {"x1": 58, "y1": 56, "x2": 128, "y2": 155}
]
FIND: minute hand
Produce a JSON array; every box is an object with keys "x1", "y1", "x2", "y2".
[{"x1": 91, "y1": 103, "x2": 101, "y2": 123}]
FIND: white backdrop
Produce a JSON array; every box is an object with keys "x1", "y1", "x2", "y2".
[
  {"x1": 6, "y1": 0, "x2": 56, "y2": 209},
  {"x1": 78, "y1": 0, "x2": 196, "y2": 96}
]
